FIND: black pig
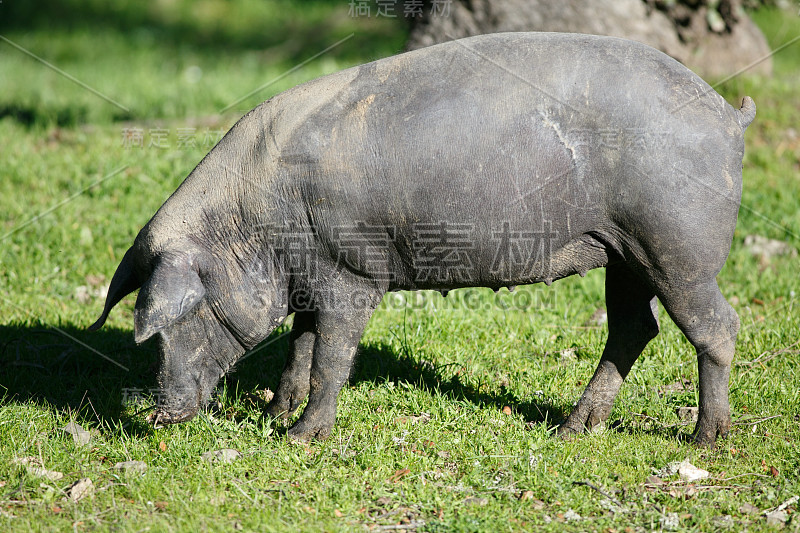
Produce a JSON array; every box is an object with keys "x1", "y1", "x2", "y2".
[{"x1": 91, "y1": 32, "x2": 755, "y2": 446}]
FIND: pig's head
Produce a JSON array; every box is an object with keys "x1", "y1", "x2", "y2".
[{"x1": 90, "y1": 234, "x2": 288, "y2": 425}]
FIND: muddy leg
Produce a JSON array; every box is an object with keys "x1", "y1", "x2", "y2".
[
  {"x1": 559, "y1": 264, "x2": 660, "y2": 437},
  {"x1": 288, "y1": 305, "x2": 376, "y2": 442},
  {"x1": 659, "y1": 281, "x2": 738, "y2": 447},
  {"x1": 266, "y1": 311, "x2": 315, "y2": 419}
]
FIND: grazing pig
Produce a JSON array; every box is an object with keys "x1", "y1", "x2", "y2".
[{"x1": 90, "y1": 32, "x2": 754, "y2": 447}]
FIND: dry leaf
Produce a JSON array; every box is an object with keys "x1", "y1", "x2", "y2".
[
  {"x1": 739, "y1": 502, "x2": 760, "y2": 515},
  {"x1": 67, "y1": 478, "x2": 93, "y2": 502},
  {"x1": 113, "y1": 460, "x2": 148, "y2": 474},
  {"x1": 712, "y1": 515, "x2": 734, "y2": 529},
  {"x1": 14, "y1": 457, "x2": 63, "y2": 481},
  {"x1": 766, "y1": 510, "x2": 788, "y2": 527},
  {"x1": 559, "y1": 348, "x2": 577, "y2": 362},
  {"x1": 660, "y1": 512, "x2": 680, "y2": 531},
  {"x1": 675, "y1": 407, "x2": 698, "y2": 423},
  {"x1": 584, "y1": 307, "x2": 608, "y2": 327},
  {"x1": 678, "y1": 462, "x2": 709, "y2": 482},
  {"x1": 743, "y1": 235, "x2": 797, "y2": 261},
  {"x1": 63, "y1": 422, "x2": 91, "y2": 446},
  {"x1": 410, "y1": 412, "x2": 431, "y2": 424},
  {"x1": 657, "y1": 459, "x2": 708, "y2": 482},
  {"x1": 389, "y1": 468, "x2": 410, "y2": 483},
  {"x1": 201, "y1": 449, "x2": 241, "y2": 464},
  {"x1": 395, "y1": 412, "x2": 431, "y2": 424},
  {"x1": 256, "y1": 388, "x2": 274, "y2": 403},
  {"x1": 86, "y1": 274, "x2": 106, "y2": 287},
  {"x1": 660, "y1": 378, "x2": 693, "y2": 395},
  {"x1": 158, "y1": 441, "x2": 167, "y2": 452}
]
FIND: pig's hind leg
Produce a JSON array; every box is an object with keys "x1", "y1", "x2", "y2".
[
  {"x1": 656, "y1": 279, "x2": 739, "y2": 447},
  {"x1": 558, "y1": 263, "x2": 660, "y2": 437}
]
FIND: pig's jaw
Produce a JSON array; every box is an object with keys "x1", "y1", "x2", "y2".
[
  {"x1": 147, "y1": 405, "x2": 200, "y2": 427},
  {"x1": 148, "y1": 317, "x2": 244, "y2": 427}
]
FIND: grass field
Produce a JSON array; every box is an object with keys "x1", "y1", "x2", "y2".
[{"x1": 1, "y1": 2, "x2": 799, "y2": 531}]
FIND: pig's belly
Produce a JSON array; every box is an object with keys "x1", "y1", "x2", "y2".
[{"x1": 391, "y1": 228, "x2": 615, "y2": 291}]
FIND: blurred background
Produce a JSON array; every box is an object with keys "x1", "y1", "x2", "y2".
[{"x1": 0, "y1": 0, "x2": 796, "y2": 125}]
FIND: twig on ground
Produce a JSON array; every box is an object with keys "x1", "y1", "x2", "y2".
[
  {"x1": 719, "y1": 473, "x2": 771, "y2": 481},
  {"x1": 692, "y1": 485, "x2": 758, "y2": 491},
  {"x1": 573, "y1": 480, "x2": 623, "y2": 507},
  {"x1": 375, "y1": 522, "x2": 426, "y2": 531},
  {"x1": 0, "y1": 500, "x2": 45, "y2": 506},
  {"x1": 736, "y1": 340, "x2": 800, "y2": 368},
  {"x1": 765, "y1": 495, "x2": 799, "y2": 515},
  {"x1": 731, "y1": 414, "x2": 781, "y2": 426},
  {"x1": 226, "y1": 477, "x2": 256, "y2": 505}
]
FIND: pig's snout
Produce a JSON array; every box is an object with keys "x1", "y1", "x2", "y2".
[
  {"x1": 147, "y1": 404, "x2": 200, "y2": 427},
  {"x1": 146, "y1": 375, "x2": 208, "y2": 427}
]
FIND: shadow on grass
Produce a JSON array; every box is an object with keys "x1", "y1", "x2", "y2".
[
  {"x1": 0, "y1": 323, "x2": 155, "y2": 436},
  {"x1": 0, "y1": 321, "x2": 565, "y2": 437},
  {"x1": 0, "y1": 322, "x2": 293, "y2": 437},
  {"x1": 350, "y1": 342, "x2": 568, "y2": 429},
  {"x1": 608, "y1": 417, "x2": 691, "y2": 443}
]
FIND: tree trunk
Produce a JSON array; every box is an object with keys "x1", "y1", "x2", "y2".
[{"x1": 401, "y1": 0, "x2": 772, "y2": 78}]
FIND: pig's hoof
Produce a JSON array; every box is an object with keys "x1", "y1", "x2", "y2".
[
  {"x1": 265, "y1": 400, "x2": 293, "y2": 420},
  {"x1": 691, "y1": 417, "x2": 729, "y2": 448},
  {"x1": 266, "y1": 395, "x2": 305, "y2": 420},
  {"x1": 287, "y1": 422, "x2": 332, "y2": 443},
  {"x1": 265, "y1": 388, "x2": 308, "y2": 420},
  {"x1": 557, "y1": 421, "x2": 606, "y2": 440},
  {"x1": 558, "y1": 404, "x2": 610, "y2": 439},
  {"x1": 690, "y1": 429, "x2": 719, "y2": 448},
  {"x1": 556, "y1": 423, "x2": 584, "y2": 439}
]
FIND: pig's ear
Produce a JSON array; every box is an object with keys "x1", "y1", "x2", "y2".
[
  {"x1": 133, "y1": 254, "x2": 206, "y2": 344},
  {"x1": 88, "y1": 247, "x2": 141, "y2": 332}
]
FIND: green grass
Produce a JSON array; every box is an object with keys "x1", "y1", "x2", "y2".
[
  {"x1": 0, "y1": 0, "x2": 405, "y2": 126},
  {"x1": 1, "y1": 3, "x2": 799, "y2": 531}
]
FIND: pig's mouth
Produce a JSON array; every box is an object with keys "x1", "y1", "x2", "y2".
[
  {"x1": 145, "y1": 323, "x2": 244, "y2": 428},
  {"x1": 147, "y1": 405, "x2": 200, "y2": 427}
]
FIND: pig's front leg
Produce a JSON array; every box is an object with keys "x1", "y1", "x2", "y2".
[
  {"x1": 287, "y1": 301, "x2": 377, "y2": 442},
  {"x1": 266, "y1": 311, "x2": 315, "y2": 420}
]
